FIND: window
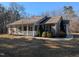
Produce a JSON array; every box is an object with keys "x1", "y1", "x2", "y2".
[
  {"x1": 18, "y1": 26, "x2": 27, "y2": 31},
  {"x1": 18, "y1": 26, "x2": 22, "y2": 31},
  {"x1": 35, "y1": 25, "x2": 37, "y2": 31},
  {"x1": 18, "y1": 25, "x2": 37, "y2": 31},
  {"x1": 28, "y1": 25, "x2": 37, "y2": 31},
  {"x1": 24, "y1": 26, "x2": 27, "y2": 31},
  {"x1": 45, "y1": 25, "x2": 51, "y2": 31},
  {"x1": 29, "y1": 26, "x2": 32, "y2": 31}
]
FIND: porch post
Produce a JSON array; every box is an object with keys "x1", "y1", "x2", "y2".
[
  {"x1": 15, "y1": 26, "x2": 17, "y2": 34},
  {"x1": 66, "y1": 24, "x2": 69, "y2": 38},
  {"x1": 33, "y1": 25, "x2": 35, "y2": 37},
  {"x1": 27, "y1": 25, "x2": 29, "y2": 36},
  {"x1": 22, "y1": 20, "x2": 24, "y2": 34}
]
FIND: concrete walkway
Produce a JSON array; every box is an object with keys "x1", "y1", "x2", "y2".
[
  {"x1": 13, "y1": 36, "x2": 73, "y2": 41},
  {"x1": 34, "y1": 37, "x2": 73, "y2": 41}
]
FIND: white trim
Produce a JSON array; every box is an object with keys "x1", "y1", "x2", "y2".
[
  {"x1": 33, "y1": 25, "x2": 35, "y2": 36},
  {"x1": 27, "y1": 25, "x2": 29, "y2": 36}
]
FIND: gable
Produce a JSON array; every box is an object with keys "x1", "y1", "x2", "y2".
[{"x1": 45, "y1": 16, "x2": 62, "y2": 24}]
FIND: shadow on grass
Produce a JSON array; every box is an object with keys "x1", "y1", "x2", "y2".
[{"x1": 0, "y1": 38, "x2": 79, "y2": 57}]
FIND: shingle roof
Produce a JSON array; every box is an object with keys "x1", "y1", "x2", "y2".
[
  {"x1": 45, "y1": 16, "x2": 62, "y2": 24},
  {"x1": 7, "y1": 16, "x2": 62, "y2": 27},
  {"x1": 7, "y1": 16, "x2": 43, "y2": 26}
]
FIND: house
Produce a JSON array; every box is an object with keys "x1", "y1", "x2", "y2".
[{"x1": 7, "y1": 16, "x2": 69, "y2": 37}]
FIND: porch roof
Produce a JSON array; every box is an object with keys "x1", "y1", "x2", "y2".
[
  {"x1": 45, "y1": 16, "x2": 62, "y2": 24},
  {"x1": 7, "y1": 16, "x2": 43, "y2": 27},
  {"x1": 7, "y1": 16, "x2": 62, "y2": 27}
]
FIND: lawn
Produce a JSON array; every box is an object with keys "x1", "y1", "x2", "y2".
[
  {"x1": 0, "y1": 38, "x2": 78, "y2": 56},
  {"x1": 0, "y1": 34, "x2": 15, "y2": 39},
  {"x1": 0, "y1": 34, "x2": 79, "y2": 56}
]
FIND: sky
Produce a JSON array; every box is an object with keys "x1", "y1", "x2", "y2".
[{"x1": 0, "y1": 2, "x2": 79, "y2": 16}]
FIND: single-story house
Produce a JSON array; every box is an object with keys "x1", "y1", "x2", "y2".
[{"x1": 7, "y1": 16, "x2": 69, "y2": 37}]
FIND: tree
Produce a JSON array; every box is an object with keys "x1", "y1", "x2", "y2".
[
  {"x1": 0, "y1": 4, "x2": 7, "y2": 33},
  {"x1": 41, "y1": 11, "x2": 50, "y2": 17},
  {"x1": 63, "y1": 6, "x2": 77, "y2": 19},
  {"x1": 41, "y1": 10, "x2": 63, "y2": 17},
  {"x1": 0, "y1": 3, "x2": 27, "y2": 33},
  {"x1": 69, "y1": 19, "x2": 79, "y2": 33},
  {"x1": 8, "y1": 3, "x2": 28, "y2": 33},
  {"x1": 8, "y1": 2, "x2": 24, "y2": 21},
  {"x1": 63, "y1": 6, "x2": 79, "y2": 33}
]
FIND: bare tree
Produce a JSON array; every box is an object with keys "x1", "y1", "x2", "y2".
[
  {"x1": 8, "y1": 2, "x2": 25, "y2": 21},
  {"x1": 41, "y1": 10, "x2": 63, "y2": 17},
  {"x1": 63, "y1": 6, "x2": 77, "y2": 19},
  {"x1": 0, "y1": 4, "x2": 7, "y2": 33},
  {"x1": 63, "y1": 6, "x2": 79, "y2": 33},
  {"x1": 0, "y1": 3, "x2": 27, "y2": 33},
  {"x1": 41, "y1": 11, "x2": 50, "y2": 17}
]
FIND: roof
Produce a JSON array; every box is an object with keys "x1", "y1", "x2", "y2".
[
  {"x1": 45, "y1": 16, "x2": 62, "y2": 24},
  {"x1": 7, "y1": 16, "x2": 62, "y2": 27},
  {"x1": 7, "y1": 16, "x2": 43, "y2": 26}
]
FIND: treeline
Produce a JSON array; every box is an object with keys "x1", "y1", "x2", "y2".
[{"x1": 0, "y1": 3, "x2": 26, "y2": 33}]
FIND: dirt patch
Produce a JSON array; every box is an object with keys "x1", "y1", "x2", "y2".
[{"x1": 43, "y1": 44, "x2": 60, "y2": 48}]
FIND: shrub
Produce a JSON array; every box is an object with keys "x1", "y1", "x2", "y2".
[
  {"x1": 60, "y1": 31, "x2": 66, "y2": 37},
  {"x1": 42, "y1": 32, "x2": 47, "y2": 37},
  {"x1": 37, "y1": 30, "x2": 42, "y2": 37},
  {"x1": 47, "y1": 32, "x2": 52, "y2": 38},
  {"x1": 37, "y1": 26, "x2": 44, "y2": 37}
]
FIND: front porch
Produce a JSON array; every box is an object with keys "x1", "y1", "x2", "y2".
[
  {"x1": 17, "y1": 25, "x2": 52, "y2": 35},
  {"x1": 14, "y1": 24, "x2": 39, "y2": 36},
  {"x1": 8, "y1": 24, "x2": 56, "y2": 37}
]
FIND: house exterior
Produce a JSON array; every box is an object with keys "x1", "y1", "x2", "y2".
[{"x1": 7, "y1": 16, "x2": 69, "y2": 37}]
